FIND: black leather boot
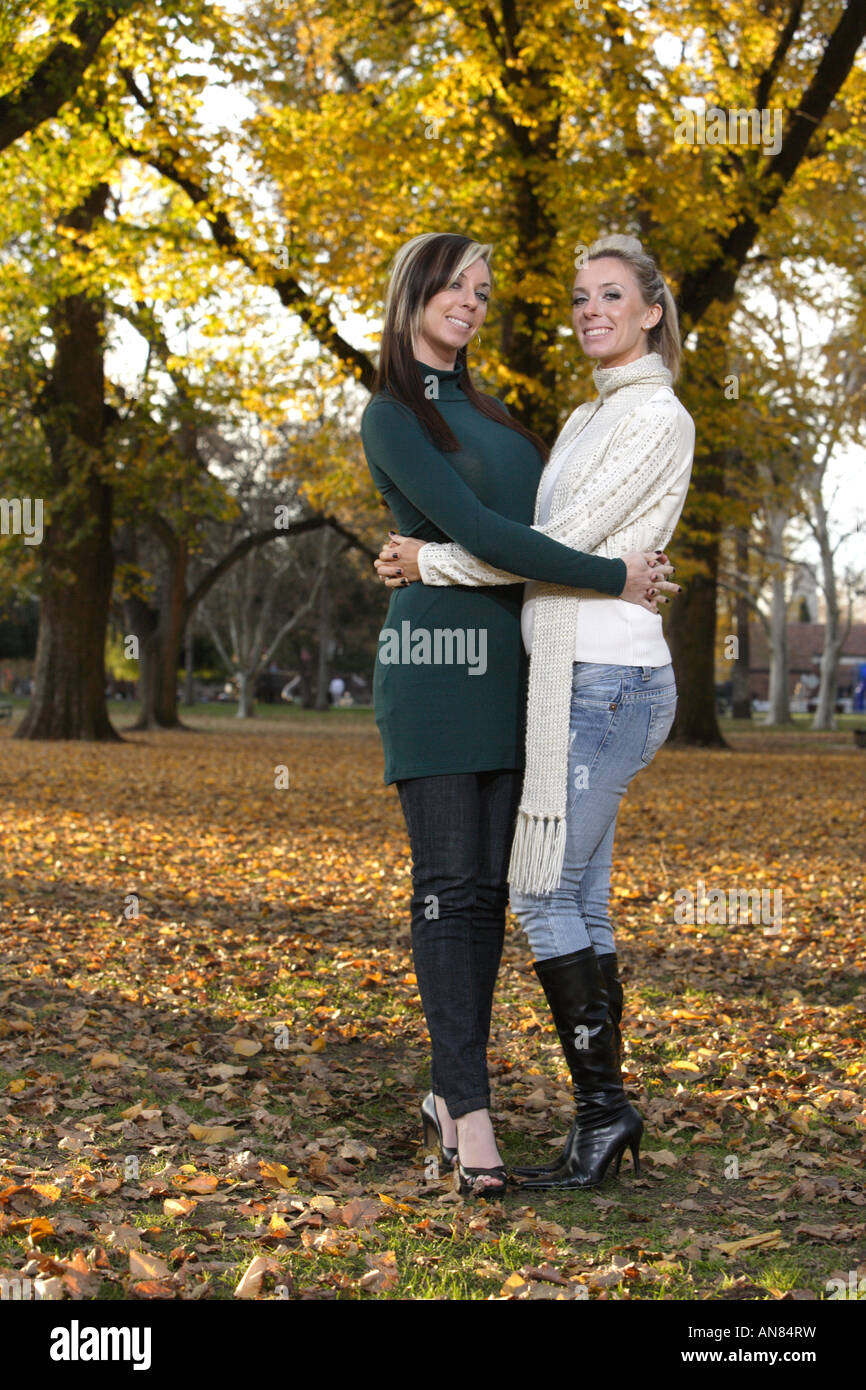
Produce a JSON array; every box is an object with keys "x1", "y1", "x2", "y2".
[
  {"x1": 512, "y1": 948, "x2": 642, "y2": 1189},
  {"x1": 600, "y1": 952, "x2": 624, "y2": 1066},
  {"x1": 512, "y1": 951, "x2": 624, "y2": 1177}
]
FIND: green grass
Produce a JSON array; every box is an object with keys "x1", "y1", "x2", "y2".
[{"x1": 3, "y1": 696, "x2": 864, "y2": 735}]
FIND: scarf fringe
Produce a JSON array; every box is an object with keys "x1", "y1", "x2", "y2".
[{"x1": 507, "y1": 809, "x2": 567, "y2": 896}]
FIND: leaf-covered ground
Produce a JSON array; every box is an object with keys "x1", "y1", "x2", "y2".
[{"x1": 0, "y1": 712, "x2": 863, "y2": 1301}]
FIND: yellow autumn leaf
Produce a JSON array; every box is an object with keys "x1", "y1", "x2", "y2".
[
  {"x1": 500, "y1": 1271, "x2": 530, "y2": 1295},
  {"x1": 715, "y1": 1230, "x2": 783, "y2": 1257},
  {"x1": 231, "y1": 1039, "x2": 262, "y2": 1056},
  {"x1": 188, "y1": 1123, "x2": 236, "y2": 1142},
  {"x1": 377, "y1": 1193, "x2": 415, "y2": 1213},
  {"x1": 259, "y1": 1160, "x2": 297, "y2": 1190},
  {"x1": 30, "y1": 1182, "x2": 62, "y2": 1203},
  {"x1": 90, "y1": 1051, "x2": 123, "y2": 1069},
  {"x1": 27, "y1": 1216, "x2": 54, "y2": 1242}
]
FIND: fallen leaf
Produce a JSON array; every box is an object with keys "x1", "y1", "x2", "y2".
[
  {"x1": 259, "y1": 1161, "x2": 297, "y2": 1191},
  {"x1": 163, "y1": 1197, "x2": 197, "y2": 1218},
  {"x1": 90, "y1": 1052, "x2": 123, "y2": 1069},
  {"x1": 188, "y1": 1123, "x2": 237, "y2": 1143},
  {"x1": 234, "y1": 1254, "x2": 279, "y2": 1299},
  {"x1": 715, "y1": 1230, "x2": 783, "y2": 1257},
  {"x1": 359, "y1": 1250, "x2": 399, "y2": 1292},
  {"x1": 174, "y1": 1174, "x2": 219, "y2": 1195},
  {"x1": 129, "y1": 1250, "x2": 171, "y2": 1280}
]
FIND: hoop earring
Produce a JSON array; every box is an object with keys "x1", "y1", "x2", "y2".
[{"x1": 474, "y1": 331, "x2": 482, "y2": 345}]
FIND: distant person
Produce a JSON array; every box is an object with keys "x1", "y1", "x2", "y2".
[{"x1": 328, "y1": 675, "x2": 345, "y2": 706}]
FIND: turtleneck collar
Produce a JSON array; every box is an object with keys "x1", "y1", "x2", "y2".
[
  {"x1": 415, "y1": 357, "x2": 463, "y2": 379},
  {"x1": 414, "y1": 357, "x2": 466, "y2": 400},
  {"x1": 592, "y1": 351, "x2": 671, "y2": 400}
]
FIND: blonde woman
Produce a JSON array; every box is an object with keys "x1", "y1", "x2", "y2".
[
  {"x1": 361, "y1": 233, "x2": 676, "y2": 1195},
  {"x1": 375, "y1": 234, "x2": 694, "y2": 1188}
]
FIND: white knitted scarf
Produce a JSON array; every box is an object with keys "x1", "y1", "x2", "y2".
[{"x1": 507, "y1": 352, "x2": 676, "y2": 896}]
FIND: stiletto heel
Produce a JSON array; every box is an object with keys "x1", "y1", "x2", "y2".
[
  {"x1": 629, "y1": 1138, "x2": 641, "y2": 1176},
  {"x1": 420, "y1": 1092, "x2": 457, "y2": 1167}
]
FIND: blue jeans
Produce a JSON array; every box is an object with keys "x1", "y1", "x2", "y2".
[{"x1": 510, "y1": 663, "x2": 677, "y2": 961}]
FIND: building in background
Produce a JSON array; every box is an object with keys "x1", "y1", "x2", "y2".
[{"x1": 747, "y1": 623, "x2": 866, "y2": 711}]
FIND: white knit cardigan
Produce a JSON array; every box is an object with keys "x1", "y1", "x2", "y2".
[{"x1": 416, "y1": 351, "x2": 695, "y2": 896}]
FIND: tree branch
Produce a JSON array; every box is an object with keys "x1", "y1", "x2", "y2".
[
  {"x1": 755, "y1": 1, "x2": 804, "y2": 110},
  {"x1": 112, "y1": 83, "x2": 377, "y2": 390},
  {"x1": 0, "y1": 0, "x2": 139, "y2": 153},
  {"x1": 678, "y1": 0, "x2": 866, "y2": 330},
  {"x1": 184, "y1": 514, "x2": 375, "y2": 623}
]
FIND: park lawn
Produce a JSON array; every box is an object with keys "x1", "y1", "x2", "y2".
[{"x1": 0, "y1": 716, "x2": 863, "y2": 1301}]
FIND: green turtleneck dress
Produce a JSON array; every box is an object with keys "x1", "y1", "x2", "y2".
[{"x1": 361, "y1": 362, "x2": 628, "y2": 783}]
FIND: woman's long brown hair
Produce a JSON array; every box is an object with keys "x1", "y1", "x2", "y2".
[{"x1": 371, "y1": 232, "x2": 549, "y2": 461}]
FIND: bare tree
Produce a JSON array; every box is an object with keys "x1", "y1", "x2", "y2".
[{"x1": 801, "y1": 340, "x2": 866, "y2": 728}]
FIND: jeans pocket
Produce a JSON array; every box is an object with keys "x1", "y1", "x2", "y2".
[
  {"x1": 571, "y1": 663, "x2": 623, "y2": 706},
  {"x1": 641, "y1": 696, "x2": 677, "y2": 765}
]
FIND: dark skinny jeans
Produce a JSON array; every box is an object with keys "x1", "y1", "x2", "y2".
[{"x1": 396, "y1": 769, "x2": 522, "y2": 1120}]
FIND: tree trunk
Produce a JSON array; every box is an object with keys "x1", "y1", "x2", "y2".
[
  {"x1": 120, "y1": 592, "x2": 158, "y2": 728},
  {"x1": 812, "y1": 628, "x2": 843, "y2": 729},
  {"x1": 314, "y1": 530, "x2": 332, "y2": 710},
  {"x1": 129, "y1": 532, "x2": 188, "y2": 730},
  {"x1": 765, "y1": 512, "x2": 793, "y2": 726},
  {"x1": 152, "y1": 538, "x2": 187, "y2": 727},
  {"x1": 183, "y1": 626, "x2": 195, "y2": 706},
  {"x1": 16, "y1": 509, "x2": 117, "y2": 741},
  {"x1": 16, "y1": 185, "x2": 118, "y2": 742},
  {"x1": 766, "y1": 593, "x2": 792, "y2": 725},
  {"x1": 499, "y1": 119, "x2": 560, "y2": 442},
  {"x1": 237, "y1": 670, "x2": 256, "y2": 718},
  {"x1": 667, "y1": 447, "x2": 727, "y2": 747},
  {"x1": 668, "y1": 553, "x2": 728, "y2": 746},
  {"x1": 811, "y1": 495, "x2": 844, "y2": 731},
  {"x1": 731, "y1": 529, "x2": 752, "y2": 719}
]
